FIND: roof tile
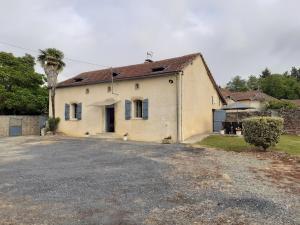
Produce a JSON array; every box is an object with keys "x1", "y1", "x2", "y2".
[{"x1": 57, "y1": 53, "x2": 199, "y2": 88}]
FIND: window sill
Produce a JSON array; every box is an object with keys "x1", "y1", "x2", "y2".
[
  {"x1": 69, "y1": 118, "x2": 79, "y2": 121},
  {"x1": 131, "y1": 117, "x2": 143, "y2": 120}
]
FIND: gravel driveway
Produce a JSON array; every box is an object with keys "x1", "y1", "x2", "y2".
[{"x1": 0, "y1": 136, "x2": 298, "y2": 225}]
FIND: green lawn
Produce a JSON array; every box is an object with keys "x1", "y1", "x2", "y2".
[{"x1": 198, "y1": 135, "x2": 300, "y2": 156}]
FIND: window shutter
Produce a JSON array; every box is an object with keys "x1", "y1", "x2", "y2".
[
  {"x1": 65, "y1": 104, "x2": 70, "y2": 120},
  {"x1": 125, "y1": 100, "x2": 131, "y2": 120},
  {"x1": 142, "y1": 99, "x2": 149, "y2": 120},
  {"x1": 77, "y1": 103, "x2": 82, "y2": 120}
]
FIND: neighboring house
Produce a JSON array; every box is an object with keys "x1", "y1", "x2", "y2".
[
  {"x1": 220, "y1": 89, "x2": 276, "y2": 111},
  {"x1": 53, "y1": 53, "x2": 226, "y2": 142}
]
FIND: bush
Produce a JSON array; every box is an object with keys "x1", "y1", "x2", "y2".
[
  {"x1": 47, "y1": 117, "x2": 60, "y2": 133},
  {"x1": 265, "y1": 100, "x2": 297, "y2": 110},
  {"x1": 242, "y1": 117, "x2": 283, "y2": 150}
]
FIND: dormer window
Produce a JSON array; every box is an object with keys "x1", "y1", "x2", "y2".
[
  {"x1": 74, "y1": 78, "x2": 83, "y2": 82},
  {"x1": 151, "y1": 67, "x2": 165, "y2": 72}
]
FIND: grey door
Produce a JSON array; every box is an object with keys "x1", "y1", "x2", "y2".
[
  {"x1": 9, "y1": 117, "x2": 22, "y2": 136},
  {"x1": 213, "y1": 110, "x2": 226, "y2": 132}
]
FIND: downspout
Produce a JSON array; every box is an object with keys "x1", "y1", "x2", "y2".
[
  {"x1": 176, "y1": 71, "x2": 183, "y2": 143},
  {"x1": 176, "y1": 73, "x2": 179, "y2": 143},
  {"x1": 180, "y1": 71, "x2": 183, "y2": 142}
]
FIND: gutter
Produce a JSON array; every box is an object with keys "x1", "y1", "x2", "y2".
[{"x1": 56, "y1": 70, "x2": 181, "y2": 89}]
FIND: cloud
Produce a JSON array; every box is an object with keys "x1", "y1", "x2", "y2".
[{"x1": 0, "y1": 0, "x2": 300, "y2": 85}]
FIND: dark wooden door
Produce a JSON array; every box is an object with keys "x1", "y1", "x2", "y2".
[{"x1": 106, "y1": 107, "x2": 115, "y2": 132}]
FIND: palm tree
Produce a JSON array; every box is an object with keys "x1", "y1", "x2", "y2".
[{"x1": 37, "y1": 48, "x2": 65, "y2": 119}]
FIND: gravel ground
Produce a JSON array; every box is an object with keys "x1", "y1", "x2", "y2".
[{"x1": 0, "y1": 136, "x2": 298, "y2": 225}]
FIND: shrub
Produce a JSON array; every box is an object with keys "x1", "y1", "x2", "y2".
[
  {"x1": 242, "y1": 117, "x2": 283, "y2": 150},
  {"x1": 47, "y1": 117, "x2": 60, "y2": 133},
  {"x1": 265, "y1": 100, "x2": 297, "y2": 110}
]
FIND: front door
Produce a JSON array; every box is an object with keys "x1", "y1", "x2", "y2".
[{"x1": 105, "y1": 105, "x2": 115, "y2": 132}]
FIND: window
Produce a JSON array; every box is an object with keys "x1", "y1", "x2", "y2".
[
  {"x1": 211, "y1": 96, "x2": 214, "y2": 105},
  {"x1": 134, "y1": 100, "x2": 143, "y2": 118},
  {"x1": 135, "y1": 83, "x2": 140, "y2": 90},
  {"x1": 71, "y1": 103, "x2": 78, "y2": 119},
  {"x1": 151, "y1": 67, "x2": 165, "y2": 72},
  {"x1": 74, "y1": 78, "x2": 83, "y2": 82},
  {"x1": 107, "y1": 86, "x2": 111, "y2": 92},
  {"x1": 65, "y1": 103, "x2": 82, "y2": 120}
]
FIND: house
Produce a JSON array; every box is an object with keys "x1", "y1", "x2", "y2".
[
  {"x1": 53, "y1": 53, "x2": 226, "y2": 142},
  {"x1": 220, "y1": 89, "x2": 276, "y2": 111}
]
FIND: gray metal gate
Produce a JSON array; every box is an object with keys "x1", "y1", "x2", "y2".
[
  {"x1": 9, "y1": 117, "x2": 22, "y2": 136},
  {"x1": 213, "y1": 110, "x2": 226, "y2": 132}
]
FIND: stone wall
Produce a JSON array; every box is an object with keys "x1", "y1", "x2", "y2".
[
  {"x1": 226, "y1": 109, "x2": 300, "y2": 135},
  {"x1": 0, "y1": 115, "x2": 46, "y2": 137},
  {"x1": 279, "y1": 109, "x2": 300, "y2": 135},
  {"x1": 0, "y1": 116, "x2": 10, "y2": 136}
]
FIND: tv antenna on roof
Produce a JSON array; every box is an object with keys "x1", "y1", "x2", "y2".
[{"x1": 146, "y1": 51, "x2": 153, "y2": 60}]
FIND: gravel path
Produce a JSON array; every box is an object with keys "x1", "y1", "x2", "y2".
[{"x1": 0, "y1": 136, "x2": 298, "y2": 225}]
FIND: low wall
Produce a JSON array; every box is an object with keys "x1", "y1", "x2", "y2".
[
  {"x1": 279, "y1": 109, "x2": 300, "y2": 135},
  {"x1": 226, "y1": 109, "x2": 300, "y2": 135},
  {"x1": 0, "y1": 115, "x2": 47, "y2": 137}
]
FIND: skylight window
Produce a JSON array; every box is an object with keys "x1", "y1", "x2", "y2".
[
  {"x1": 151, "y1": 67, "x2": 165, "y2": 72},
  {"x1": 74, "y1": 78, "x2": 83, "y2": 82}
]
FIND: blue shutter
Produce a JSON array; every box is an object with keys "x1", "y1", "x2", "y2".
[
  {"x1": 65, "y1": 104, "x2": 70, "y2": 120},
  {"x1": 125, "y1": 100, "x2": 131, "y2": 120},
  {"x1": 77, "y1": 103, "x2": 82, "y2": 120},
  {"x1": 142, "y1": 99, "x2": 149, "y2": 120}
]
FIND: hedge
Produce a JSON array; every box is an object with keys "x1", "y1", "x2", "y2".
[{"x1": 242, "y1": 117, "x2": 283, "y2": 150}]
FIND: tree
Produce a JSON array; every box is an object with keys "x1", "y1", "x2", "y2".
[
  {"x1": 260, "y1": 74, "x2": 300, "y2": 99},
  {"x1": 37, "y1": 48, "x2": 65, "y2": 119},
  {"x1": 226, "y1": 75, "x2": 249, "y2": 92},
  {"x1": 260, "y1": 68, "x2": 271, "y2": 78},
  {"x1": 0, "y1": 52, "x2": 48, "y2": 115},
  {"x1": 247, "y1": 75, "x2": 260, "y2": 90},
  {"x1": 291, "y1": 67, "x2": 300, "y2": 81}
]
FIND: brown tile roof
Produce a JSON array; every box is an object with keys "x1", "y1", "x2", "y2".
[
  {"x1": 220, "y1": 89, "x2": 276, "y2": 102},
  {"x1": 58, "y1": 53, "x2": 199, "y2": 88},
  {"x1": 220, "y1": 88, "x2": 232, "y2": 98},
  {"x1": 57, "y1": 53, "x2": 226, "y2": 104}
]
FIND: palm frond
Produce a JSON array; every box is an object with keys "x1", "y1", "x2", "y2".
[{"x1": 37, "y1": 48, "x2": 66, "y2": 73}]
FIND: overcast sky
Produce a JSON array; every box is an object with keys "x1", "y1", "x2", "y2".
[{"x1": 1, "y1": 0, "x2": 300, "y2": 85}]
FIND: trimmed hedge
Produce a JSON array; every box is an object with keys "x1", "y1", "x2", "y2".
[
  {"x1": 47, "y1": 117, "x2": 60, "y2": 133},
  {"x1": 242, "y1": 117, "x2": 283, "y2": 150}
]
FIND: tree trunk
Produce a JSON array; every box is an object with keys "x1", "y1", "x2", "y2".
[{"x1": 51, "y1": 87, "x2": 56, "y2": 134}]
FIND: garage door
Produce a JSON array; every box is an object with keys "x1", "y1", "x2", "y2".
[
  {"x1": 9, "y1": 117, "x2": 22, "y2": 136},
  {"x1": 213, "y1": 110, "x2": 226, "y2": 132}
]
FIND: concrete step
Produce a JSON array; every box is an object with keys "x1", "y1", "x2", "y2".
[{"x1": 90, "y1": 132, "x2": 122, "y2": 140}]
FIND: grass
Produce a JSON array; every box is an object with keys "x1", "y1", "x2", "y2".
[{"x1": 198, "y1": 135, "x2": 300, "y2": 156}]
